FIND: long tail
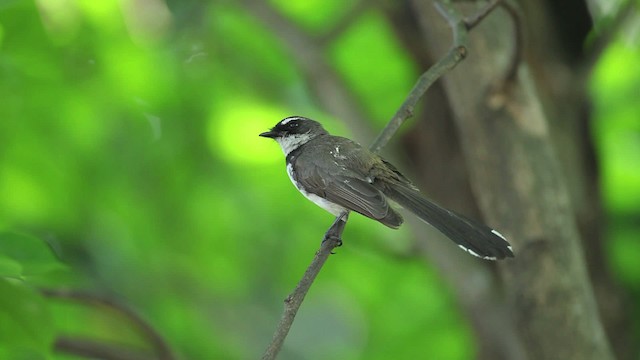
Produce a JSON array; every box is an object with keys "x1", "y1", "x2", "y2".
[{"x1": 384, "y1": 185, "x2": 514, "y2": 260}]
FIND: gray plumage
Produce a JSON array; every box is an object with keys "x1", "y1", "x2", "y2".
[{"x1": 260, "y1": 116, "x2": 514, "y2": 260}]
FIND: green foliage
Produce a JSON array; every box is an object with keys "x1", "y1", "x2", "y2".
[
  {"x1": 591, "y1": 40, "x2": 640, "y2": 292},
  {"x1": 0, "y1": 279, "x2": 53, "y2": 359},
  {"x1": 330, "y1": 11, "x2": 418, "y2": 125},
  {"x1": 0, "y1": 232, "x2": 66, "y2": 279},
  {"x1": 591, "y1": 42, "x2": 640, "y2": 213},
  {"x1": 0, "y1": 0, "x2": 637, "y2": 359},
  {"x1": 0, "y1": 232, "x2": 59, "y2": 358}
]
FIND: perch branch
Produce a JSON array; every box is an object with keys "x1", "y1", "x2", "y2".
[
  {"x1": 261, "y1": 214, "x2": 346, "y2": 360},
  {"x1": 261, "y1": 1, "x2": 503, "y2": 359}
]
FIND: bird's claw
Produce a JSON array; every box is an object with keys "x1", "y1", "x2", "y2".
[{"x1": 322, "y1": 234, "x2": 343, "y2": 253}]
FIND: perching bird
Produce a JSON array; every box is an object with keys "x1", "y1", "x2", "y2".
[{"x1": 260, "y1": 116, "x2": 514, "y2": 260}]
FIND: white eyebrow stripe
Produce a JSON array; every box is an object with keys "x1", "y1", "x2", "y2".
[{"x1": 280, "y1": 116, "x2": 303, "y2": 125}]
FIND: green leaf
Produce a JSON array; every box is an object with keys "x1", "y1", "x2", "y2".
[
  {"x1": 0, "y1": 256, "x2": 22, "y2": 277},
  {"x1": 0, "y1": 279, "x2": 53, "y2": 357},
  {"x1": 0, "y1": 232, "x2": 65, "y2": 278}
]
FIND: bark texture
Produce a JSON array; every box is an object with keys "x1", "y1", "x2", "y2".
[{"x1": 408, "y1": 1, "x2": 614, "y2": 359}]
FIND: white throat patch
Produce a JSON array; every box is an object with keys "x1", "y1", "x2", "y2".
[{"x1": 276, "y1": 133, "x2": 313, "y2": 156}]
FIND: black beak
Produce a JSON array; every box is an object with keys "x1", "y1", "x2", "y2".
[{"x1": 259, "y1": 130, "x2": 279, "y2": 138}]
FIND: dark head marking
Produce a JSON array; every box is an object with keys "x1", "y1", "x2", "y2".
[{"x1": 259, "y1": 116, "x2": 328, "y2": 139}]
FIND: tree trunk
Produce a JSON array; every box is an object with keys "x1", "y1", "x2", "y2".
[{"x1": 407, "y1": 1, "x2": 615, "y2": 359}]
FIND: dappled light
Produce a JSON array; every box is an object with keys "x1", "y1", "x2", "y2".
[{"x1": 0, "y1": 1, "x2": 638, "y2": 359}]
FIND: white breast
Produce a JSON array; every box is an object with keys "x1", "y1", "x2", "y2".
[{"x1": 286, "y1": 163, "x2": 346, "y2": 216}]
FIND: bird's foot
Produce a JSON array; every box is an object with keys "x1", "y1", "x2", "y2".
[
  {"x1": 321, "y1": 211, "x2": 348, "y2": 253},
  {"x1": 322, "y1": 233, "x2": 343, "y2": 254},
  {"x1": 322, "y1": 233, "x2": 342, "y2": 246}
]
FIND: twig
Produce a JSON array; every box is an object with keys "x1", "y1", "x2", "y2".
[
  {"x1": 261, "y1": 216, "x2": 346, "y2": 360},
  {"x1": 41, "y1": 289, "x2": 175, "y2": 360},
  {"x1": 261, "y1": 1, "x2": 502, "y2": 359},
  {"x1": 458, "y1": 0, "x2": 522, "y2": 85},
  {"x1": 54, "y1": 337, "x2": 156, "y2": 360},
  {"x1": 369, "y1": 1, "x2": 468, "y2": 154},
  {"x1": 498, "y1": 0, "x2": 523, "y2": 83},
  {"x1": 464, "y1": 0, "x2": 501, "y2": 29}
]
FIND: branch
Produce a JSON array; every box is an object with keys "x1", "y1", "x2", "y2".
[
  {"x1": 261, "y1": 215, "x2": 346, "y2": 360},
  {"x1": 261, "y1": 1, "x2": 503, "y2": 359},
  {"x1": 413, "y1": 0, "x2": 615, "y2": 357},
  {"x1": 369, "y1": 0, "x2": 469, "y2": 154},
  {"x1": 498, "y1": 0, "x2": 523, "y2": 83},
  {"x1": 54, "y1": 337, "x2": 156, "y2": 360},
  {"x1": 459, "y1": 0, "x2": 523, "y2": 86},
  {"x1": 463, "y1": 0, "x2": 501, "y2": 29},
  {"x1": 41, "y1": 289, "x2": 175, "y2": 360}
]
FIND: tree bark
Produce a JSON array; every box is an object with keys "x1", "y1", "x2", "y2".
[
  {"x1": 408, "y1": 1, "x2": 614, "y2": 359},
  {"x1": 382, "y1": 3, "x2": 527, "y2": 359},
  {"x1": 520, "y1": 1, "x2": 635, "y2": 358}
]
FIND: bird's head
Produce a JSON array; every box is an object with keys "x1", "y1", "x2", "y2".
[{"x1": 260, "y1": 116, "x2": 328, "y2": 155}]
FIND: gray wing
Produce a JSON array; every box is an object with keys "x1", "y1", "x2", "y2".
[{"x1": 292, "y1": 152, "x2": 402, "y2": 227}]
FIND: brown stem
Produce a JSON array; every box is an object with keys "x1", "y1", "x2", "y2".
[
  {"x1": 464, "y1": 0, "x2": 501, "y2": 29},
  {"x1": 41, "y1": 289, "x2": 175, "y2": 360},
  {"x1": 261, "y1": 215, "x2": 346, "y2": 360},
  {"x1": 369, "y1": 0, "x2": 468, "y2": 154}
]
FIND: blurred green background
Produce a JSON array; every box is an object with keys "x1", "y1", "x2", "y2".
[{"x1": 0, "y1": 0, "x2": 638, "y2": 359}]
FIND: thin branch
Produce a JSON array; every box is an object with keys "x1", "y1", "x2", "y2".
[
  {"x1": 260, "y1": 1, "x2": 503, "y2": 359},
  {"x1": 464, "y1": 0, "x2": 501, "y2": 29},
  {"x1": 498, "y1": 0, "x2": 523, "y2": 83},
  {"x1": 369, "y1": 1, "x2": 468, "y2": 154},
  {"x1": 41, "y1": 289, "x2": 175, "y2": 360},
  {"x1": 54, "y1": 337, "x2": 156, "y2": 360},
  {"x1": 261, "y1": 215, "x2": 346, "y2": 360},
  {"x1": 456, "y1": 0, "x2": 523, "y2": 86}
]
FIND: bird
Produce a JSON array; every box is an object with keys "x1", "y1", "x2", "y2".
[{"x1": 260, "y1": 116, "x2": 514, "y2": 260}]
